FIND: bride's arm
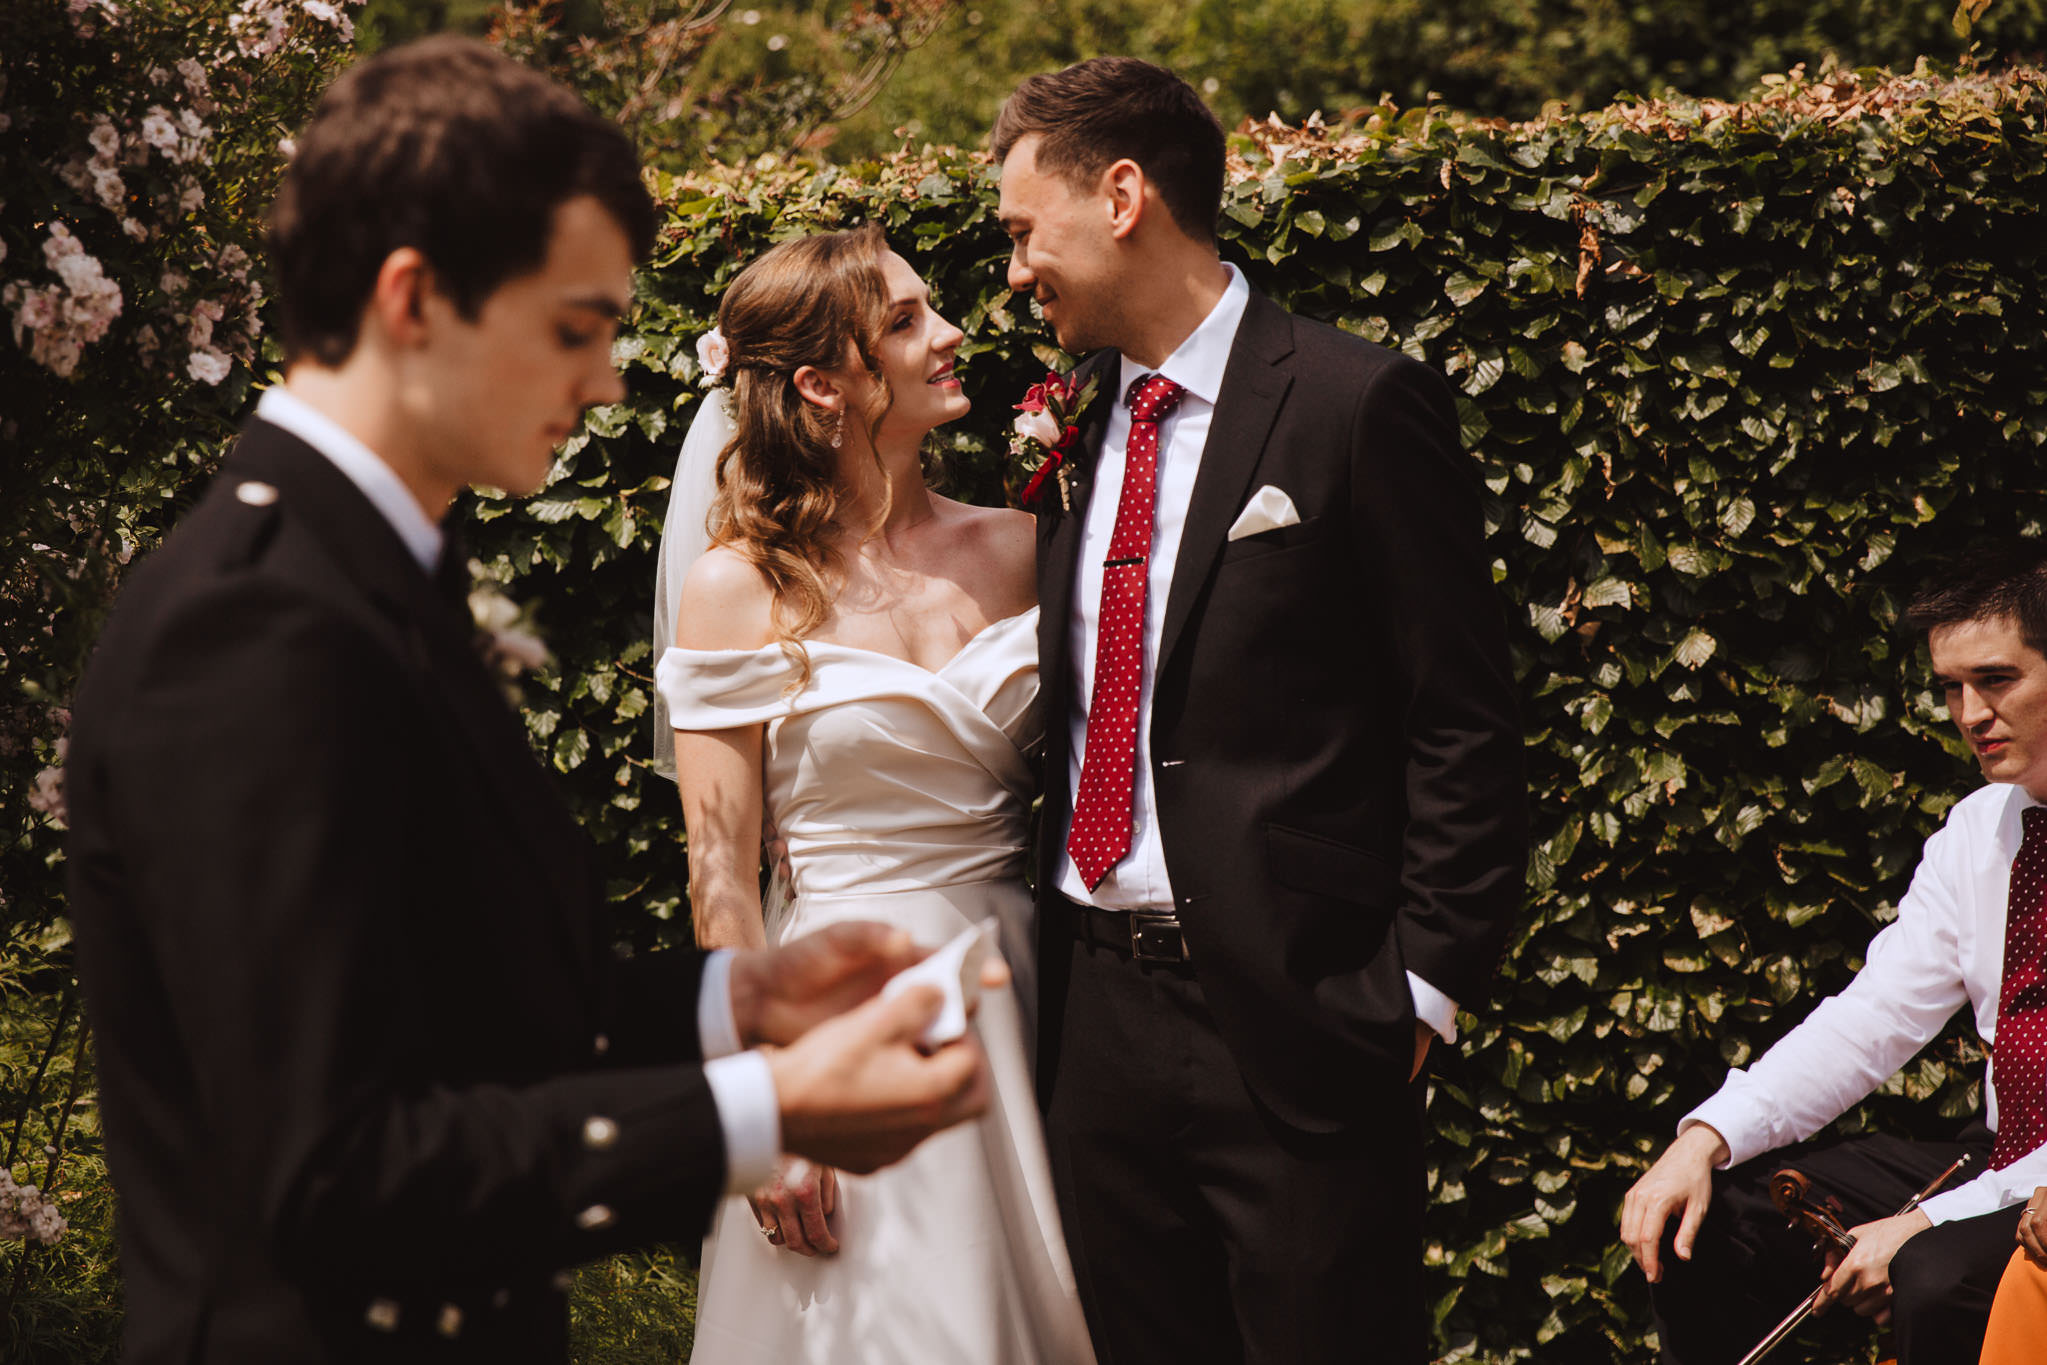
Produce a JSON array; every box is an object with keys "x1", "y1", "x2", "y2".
[
  {"x1": 677, "y1": 723, "x2": 845, "y2": 1256},
  {"x1": 677, "y1": 723, "x2": 769, "y2": 951},
  {"x1": 672, "y1": 546, "x2": 781, "y2": 952}
]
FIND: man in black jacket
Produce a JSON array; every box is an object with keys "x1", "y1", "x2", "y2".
[
  {"x1": 996, "y1": 59, "x2": 1528, "y2": 1363},
  {"x1": 65, "y1": 37, "x2": 988, "y2": 1363}
]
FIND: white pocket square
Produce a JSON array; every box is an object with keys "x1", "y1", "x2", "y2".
[{"x1": 1227, "y1": 485, "x2": 1301, "y2": 541}]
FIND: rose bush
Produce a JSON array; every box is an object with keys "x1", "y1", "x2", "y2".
[{"x1": 1, "y1": 2, "x2": 363, "y2": 1354}]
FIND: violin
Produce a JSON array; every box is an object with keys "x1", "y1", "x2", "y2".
[{"x1": 1734, "y1": 1156, "x2": 1970, "y2": 1365}]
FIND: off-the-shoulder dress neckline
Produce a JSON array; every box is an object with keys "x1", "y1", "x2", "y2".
[{"x1": 669, "y1": 606, "x2": 1038, "y2": 680}]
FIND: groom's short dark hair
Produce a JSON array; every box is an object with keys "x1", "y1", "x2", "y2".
[
  {"x1": 992, "y1": 57, "x2": 1225, "y2": 243},
  {"x1": 269, "y1": 35, "x2": 655, "y2": 365},
  {"x1": 1904, "y1": 539, "x2": 2047, "y2": 657}
]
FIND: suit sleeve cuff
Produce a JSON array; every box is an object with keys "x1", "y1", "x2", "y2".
[
  {"x1": 1406, "y1": 971, "x2": 1459, "y2": 1044},
  {"x1": 703, "y1": 1051, "x2": 781, "y2": 1194},
  {"x1": 697, "y1": 949, "x2": 745, "y2": 1061}
]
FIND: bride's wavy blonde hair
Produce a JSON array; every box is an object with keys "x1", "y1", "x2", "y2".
[{"x1": 710, "y1": 224, "x2": 896, "y2": 684}]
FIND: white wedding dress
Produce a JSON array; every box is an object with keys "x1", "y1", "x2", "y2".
[{"x1": 656, "y1": 606, "x2": 1097, "y2": 1364}]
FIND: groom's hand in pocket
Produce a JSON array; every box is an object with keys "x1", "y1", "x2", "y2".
[
  {"x1": 1410, "y1": 1021, "x2": 1433, "y2": 1081},
  {"x1": 767, "y1": 983, "x2": 992, "y2": 1174}
]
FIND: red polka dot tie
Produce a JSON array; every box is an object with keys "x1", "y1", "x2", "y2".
[
  {"x1": 1067, "y1": 373, "x2": 1186, "y2": 891},
  {"x1": 1993, "y1": 805, "x2": 2047, "y2": 1169}
]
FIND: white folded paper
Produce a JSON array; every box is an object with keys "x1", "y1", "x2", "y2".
[
  {"x1": 1226, "y1": 484, "x2": 1302, "y2": 541},
  {"x1": 880, "y1": 919, "x2": 997, "y2": 1051}
]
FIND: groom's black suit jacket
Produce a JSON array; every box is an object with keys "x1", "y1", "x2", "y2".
[
  {"x1": 66, "y1": 420, "x2": 726, "y2": 1363},
  {"x1": 1035, "y1": 291, "x2": 1527, "y2": 1134}
]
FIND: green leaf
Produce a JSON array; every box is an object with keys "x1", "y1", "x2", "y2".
[
  {"x1": 1446, "y1": 272, "x2": 1490, "y2": 307},
  {"x1": 553, "y1": 728, "x2": 590, "y2": 772},
  {"x1": 1673, "y1": 630, "x2": 1716, "y2": 669}
]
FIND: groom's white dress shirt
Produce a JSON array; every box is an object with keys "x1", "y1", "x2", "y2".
[
  {"x1": 255, "y1": 385, "x2": 779, "y2": 1194},
  {"x1": 1682, "y1": 778, "x2": 2047, "y2": 1224},
  {"x1": 1053, "y1": 267, "x2": 1460, "y2": 1043}
]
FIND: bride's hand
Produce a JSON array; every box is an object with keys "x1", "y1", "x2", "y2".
[{"x1": 749, "y1": 1156, "x2": 839, "y2": 1257}]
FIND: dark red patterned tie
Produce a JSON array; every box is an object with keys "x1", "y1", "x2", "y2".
[
  {"x1": 1067, "y1": 373, "x2": 1186, "y2": 890},
  {"x1": 1993, "y1": 805, "x2": 2047, "y2": 1169}
]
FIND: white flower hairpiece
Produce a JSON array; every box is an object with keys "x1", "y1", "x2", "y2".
[{"x1": 695, "y1": 327, "x2": 730, "y2": 386}]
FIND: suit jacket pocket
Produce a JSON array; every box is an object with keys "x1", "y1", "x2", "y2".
[
  {"x1": 1265, "y1": 822, "x2": 1395, "y2": 909},
  {"x1": 1218, "y1": 514, "x2": 1326, "y2": 563}
]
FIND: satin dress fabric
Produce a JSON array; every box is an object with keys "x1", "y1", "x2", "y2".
[{"x1": 657, "y1": 608, "x2": 1096, "y2": 1365}]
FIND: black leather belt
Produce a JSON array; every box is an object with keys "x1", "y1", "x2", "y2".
[{"x1": 1057, "y1": 894, "x2": 1190, "y2": 964}]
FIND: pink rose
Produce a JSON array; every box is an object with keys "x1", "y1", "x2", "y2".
[
  {"x1": 1012, "y1": 407, "x2": 1062, "y2": 449},
  {"x1": 28, "y1": 764, "x2": 65, "y2": 825},
  {"x1": 90, "y1": 166, "x2": 125, "y2": 211},
  {"x1": 16, "y1": 287, "x2": 59, "y2": 332},
  {"x1": 187, "y1": 348, "x2": 230, "y2": 385},
  {"x1": 695, "y1": 327, "x2": 730, "y2": 384},
  {"x1": 141, "y1": 107, "x2": 178, "y2": 154}
]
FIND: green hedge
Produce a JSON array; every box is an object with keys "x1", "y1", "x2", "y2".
[
  {"x1": 9, "y1": 62, "x2": 2046, "y2": 1361},
  {"x1": 473, "y1": 65, "x2": 2047, "y2": 1361}
]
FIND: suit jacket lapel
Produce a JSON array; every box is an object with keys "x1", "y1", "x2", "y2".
[
  {"x1": 1156, "y1": 295, "x2": 1296, "y2": 673},
  {"x1": 1035, "y1": 351, "x2": 1117, "y2": 709},
  {"x1": 235, "y1": 424, "x2": 596, "y2": 978}
]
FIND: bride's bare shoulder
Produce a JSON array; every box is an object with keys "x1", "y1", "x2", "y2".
[
  {"x1": 676, "y1": 544, "x2": 776, "y2": 651},
  {"x1": 939, "y1": 499, "x2": 1037, "y2": 611},
  {"x1": 941, "y1": 499, "x2": 1033, "y2": 553}
]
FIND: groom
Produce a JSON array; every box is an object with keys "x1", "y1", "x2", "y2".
[
  {"x1": 997, "y1": 59, "x2": 1527, "y2": 1362},
  {"x1": 65, "y1": 37, "x2": 989, "y2": 1364}
]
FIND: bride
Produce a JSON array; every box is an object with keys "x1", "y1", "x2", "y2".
[{"x1": 650, "y1": 224, "x2": 1096, "y2": 1363}]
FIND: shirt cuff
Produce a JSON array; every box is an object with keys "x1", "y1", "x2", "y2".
[
  {"x1": 1678, "y1": 1088, "x2": 1770, "y2": 1170},
  {"x1": 697, "y1": 949, "x2": 745, "y2": 1061},
  {"x1": 1918, "y1": 1144, "x2": 2043, "y2": 1225},
  {"x1": 703, "y1": 1051, "x2": 781, "y2": 1195},
  {"x1": 1406, "y1": 971, "x2": 1459, "y2": 1044}
]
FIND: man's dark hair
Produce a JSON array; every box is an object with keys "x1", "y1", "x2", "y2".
[
  {"x1": 1903, "y1": 539, "x2": 2047, "y2": 657},
  {"x1": 991, "y1": 57, "x2": 1225, "y2": 243},
  {"x1": 269, "y1": 35, "x2": 656, "y2": 365}
]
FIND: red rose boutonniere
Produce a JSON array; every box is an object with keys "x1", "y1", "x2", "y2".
[{"x1": 1010, "y1": 369, "x2": 1100, "y2": 512}]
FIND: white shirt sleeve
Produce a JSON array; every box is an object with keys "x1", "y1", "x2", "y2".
[
  {"x1": 697, "y1": 949, "x2": 745, "y2": 1060},
  {"x1": 1919, "y1": 1142, "x2": 2047, "y2": 1224},
  {"x1": 1407, "y1": 971, "x2": 1460, "y2": 1045},
  {"x1": 1679, "y1": 822, "x2": 1972, "y2": 1170},
  {"x1": 696, "y1": 949, "x2": 782, "y2": 1193}
]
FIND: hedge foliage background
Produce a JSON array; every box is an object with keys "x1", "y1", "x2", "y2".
[
  {"x1": 486, "y1": 63, "x2": 2047, "y2": 1360},
  {"x1": 8, "y1": 57, "x2": 2047, "y2": 1363}
]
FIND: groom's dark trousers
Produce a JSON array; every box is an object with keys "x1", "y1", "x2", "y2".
[
  {"x1": 1034, "y1": 293, "x2": 1527, "y2": 1363},
  {"x1": 66, "y1": 419, "x2": 729, "y2": 1363}
]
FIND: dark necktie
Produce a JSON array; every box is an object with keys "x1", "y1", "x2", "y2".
[
  {"x1": 1067, "y1": 373, "x2": 1185, "y2": 891},
  {"x1": 1993, "y1": 805, "x2": 2047, "y2": 1169}
]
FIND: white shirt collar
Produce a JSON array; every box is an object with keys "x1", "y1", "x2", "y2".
[
  {"x1": 254, "y1": 386, "x2": 444, "y2": 573},
  {"x1": 1115, "y1": 262, "x2": 1251, "y2": 410}
]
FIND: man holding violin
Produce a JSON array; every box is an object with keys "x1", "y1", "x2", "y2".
[{"x1": 1620, "y1": 542, "x2": 2047, "y2": 1365}]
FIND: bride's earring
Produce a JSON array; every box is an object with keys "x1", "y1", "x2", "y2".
[{"x1": 830, "y1": 410, "x2": 844, "y2": 450}]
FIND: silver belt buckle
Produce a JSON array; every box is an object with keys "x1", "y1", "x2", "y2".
[{"x1": 1128, "y1": 911, "x2": 1188, "y2": 963}]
